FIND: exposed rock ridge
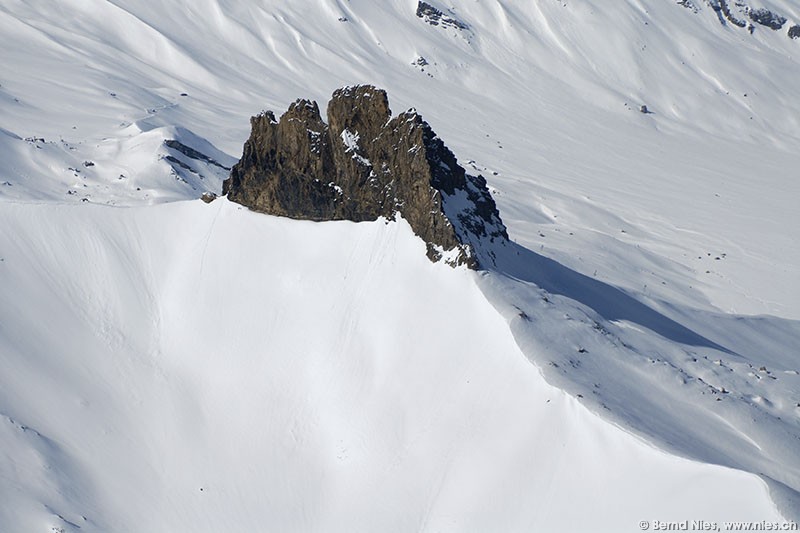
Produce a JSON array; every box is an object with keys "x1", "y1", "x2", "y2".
[
  {"x1": 415, "y1": 1, "x2": 468, "y2": 31},
  {"x1": 749, "y1": 7, "x2": 787, "y2": 30},
  {"x1": 696, "y1": 1, "x2": 796, "y2": 37},
  {"x1": 223, "y1": 85, "x2": 507, "y2": 268},
  {"x1": 165, "y1": 140, "x2": 231, "y2": 171}
]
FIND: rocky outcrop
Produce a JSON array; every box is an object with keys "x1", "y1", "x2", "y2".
[
  {"x1": 749, "y1": 8, "x2": 787, "y2": 30},
  {"x1": 686, "y1": 1, "x2": 800, "y2": 38},
  {"x1": 416, "y1": 1, "x2": 468, "y2": 31},
  {"x1": 165, "y1": 140, "x2": 231, "y2": 171},
  {"x1": 224, "y1": 85, "x2": 507, "y2": 268},
  {"x1": 716, "y1": 0, "x2": 748, "y2": 28}
]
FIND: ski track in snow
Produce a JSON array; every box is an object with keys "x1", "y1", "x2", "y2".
[{"x1": 1, "y1": 0, "x2": 799, "y2": 530}]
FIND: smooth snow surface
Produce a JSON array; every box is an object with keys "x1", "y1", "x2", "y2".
[
  {"x1": 0, "y1": 200, "x2": 783, "y2": 532},
  {"x1": 1, "y1": 0, "x2": 799, "y2": 531}
]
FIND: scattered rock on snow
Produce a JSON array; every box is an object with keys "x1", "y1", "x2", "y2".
[
  {"x1": 749, "y1": 8, "x2": 787, "y2": 30},
  {"x1": 677, "y1": 0, "x2": 698, "y2": 13},
  {"x1": 416, "y1": 1, "x2": 468, "y2": 30}
]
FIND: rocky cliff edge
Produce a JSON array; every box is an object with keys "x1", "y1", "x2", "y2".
[{"x1": 223, "y1": 85, "x2": 507, "y2": 268}]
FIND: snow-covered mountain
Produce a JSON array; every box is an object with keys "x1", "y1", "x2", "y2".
[{"x1": 1, "y1": 1, "x2": 798, "y2": 531}]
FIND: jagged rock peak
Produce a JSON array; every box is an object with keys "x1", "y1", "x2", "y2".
[
  {"x1": 327, "y1": 85, "x2": 391, "y2": 136},
  {"x1": 223, "y1": 85, "x2": 507, "y2": 268}
]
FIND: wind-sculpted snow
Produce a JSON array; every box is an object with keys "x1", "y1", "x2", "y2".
[{"x1": 472, "y1": 238, "x2": 800, "y2": 520}]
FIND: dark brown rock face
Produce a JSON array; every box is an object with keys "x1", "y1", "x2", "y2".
[{"x1": 223, "y1": 85, "x2": 507, "y2": 267}]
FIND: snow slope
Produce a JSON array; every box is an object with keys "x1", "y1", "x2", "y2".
[
  {"x1": 0, "y1": 199, "x2": 784, "y2": 532},
  {"x1": 2, "y1": 0, "x2": 797, "y2": 314},
  {"x1": 1, "y1": 0, "x2": 799, "y2": 530}
]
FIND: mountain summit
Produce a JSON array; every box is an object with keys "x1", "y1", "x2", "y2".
[{"x1": 223, "y1": 85, "x2": 507, "y2": 267}]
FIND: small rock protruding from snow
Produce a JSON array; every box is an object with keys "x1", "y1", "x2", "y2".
[
  {"x1": 415, "y1": 1, "x2": 468, "y2": 31},
  {"x1": 749, "y1": 8, "x2": 787, "y2": 31}
]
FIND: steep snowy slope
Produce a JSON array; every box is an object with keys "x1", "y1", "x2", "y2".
[
  {"x1": 0, "y1": 200, "x2": 784, "y2": 532},
  {"x1": 1, "y1": 0, "x2": 799, "y2": 530}
]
